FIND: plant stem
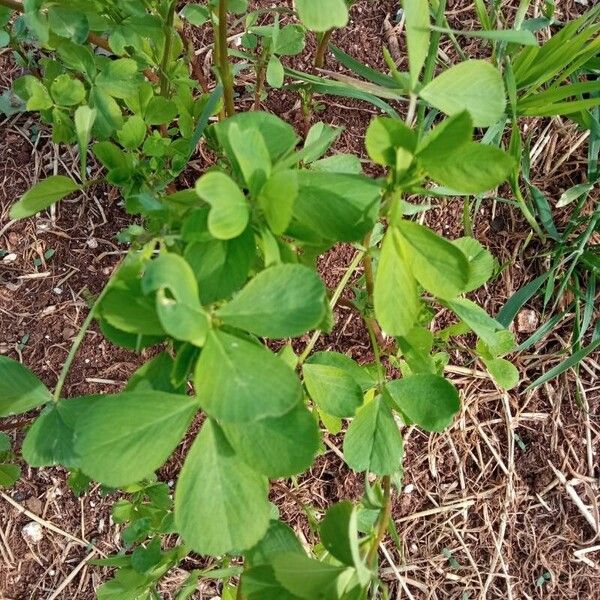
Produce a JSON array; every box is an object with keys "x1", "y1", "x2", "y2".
[
  {"x1": 314, "y1": 29, "x2": 333, "y2": 69},
  {"x1": 52, "y1": 281, "x2": 112, "y2": 402},
  {"x1": 366, "y1": 475, "x2": 392, "y2": 567},
  {"x1": 159, "y1": 0, "x2": 178, "y2": 98},
  {"x1": 217, "y1": 0, "x2": 235, "y2": 117},
  {"x1": 514, "y1": 183, "x2": 545, "y2": 239},
  {"x1": 253, "y1": 46, "x2": 268, "y2": 110},
  {"x1": 298, "y1": 250, "x2": 365, "y2": 366}
]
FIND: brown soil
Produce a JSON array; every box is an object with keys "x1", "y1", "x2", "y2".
[{"x1": 1, "y1": 1, "x2": 599, "y2": 599}]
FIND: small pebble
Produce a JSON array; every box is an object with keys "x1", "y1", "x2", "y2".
[
  {"x1": 2, "y1": 253, "x2": 17, "y2": 263},
  {"x1": 404, "y1": 484, "x2": 415, "y2": 495},
  {"x1": 22, "y1": 522, "x2": 43, "y2": 544}
]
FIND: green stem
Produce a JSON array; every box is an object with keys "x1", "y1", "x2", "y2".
[
  {"x1": 218, "y1": 0, "x2": 235, "y2": 117},
  {"x1": 298, "y1": 250, "x2": 365, "y2": 366},
  {"x1": 52, "y1": 280, "x2": 112, "y2": 402},
  {"x1": 159, "y1": 0, "x2": 177, "y2": 98},
  {"x1": 514, "y1": 183, "x2": 545, "y2": 239},
  {"x1": 314, "y1": 29, "x2": 333, "y2": 69},
  {"x1": 366, "y1": 475, "x2": 392, "y2": 567},
  {"x1": 253, "y1": 46, "x2": 269, "y2": 110}
]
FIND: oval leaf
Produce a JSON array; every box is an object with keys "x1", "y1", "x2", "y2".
[
  {"x1": 0, "y1": 357, "x2": 52, "y2": 417},
  {"x1": 74, "y1": 391, "x2": 198, "y2": 487},
  {"x1": 419, "y1": 60, "x2": 506, "y2": 127},
  {"x1": 175, "y1": 420, "x2": 270, "y2": 556},
  {"x1": 194, "y1": 331, "x2": 302, "y2": 422},
  {"x1": 10, "y1": 176, "x2": 80, "y2": 220},
  {"x1": 386, "y1": 374, "x2": 460, "y2": 432},
  {"x1": 217, "y1": 264, "x2": 326, "y2": 339},
  {"x1": 195, "y1": 172, "x2": 249, "y2": 240}
]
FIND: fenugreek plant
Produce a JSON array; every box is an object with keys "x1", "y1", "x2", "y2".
[{"x1": 1, "y1": 1, "x2": 520, "y2": 598}]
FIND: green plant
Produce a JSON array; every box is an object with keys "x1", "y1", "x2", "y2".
[{"x1": 1, "y1": 2, "x2": 523, "y2": 598}]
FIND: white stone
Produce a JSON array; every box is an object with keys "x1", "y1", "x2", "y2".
[{"x1": 22, "y1": 521, "x2": 43, "y2": 544}]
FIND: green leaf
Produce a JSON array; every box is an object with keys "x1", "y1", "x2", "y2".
[
  {"x1": 295, "y1": 0, "x2": 349, "y2": 32},
  {"x1": 126, "y1": 352, "x2": 185, "y2": 394},
  {"x1": 47, "y1": 6, "x2": 89, "y2": 44},
  {"x1": 0, "y1": 464, "x2": 20, "y2": 487},
  {"x1": 228, "y1": 124, "x2": 272, "y2": 197},
  {"x1": 195, "y1": 172, "x2": 249, "y2": 240},
  {"x1": 50, "y1": 74, "x2": 86, "y2": 106},
  {"x1": 365, "y1": 117, "x2": 417, "y2": 166},
  {"x1": 144, "y1": 96, "x2": 178, "y2": 126},
  {"x1": 0, "y1": 432, "x2": 10, "y2": 454},
  {"x1": 184, "y1": 226, "x2": 255, "y2": 304},
  {"x1": 419, "y1": 60, "x2": 506, "y2": 127},
  {"x1": 374, "y1": 228, "x2": 421, "y2": 336},
  {"x1": 430, "y1": 25, "x2": 538, "y2": 46},
  {"x1": 556, "y1": 183, "x2": 594, "y2": 208},
  {"x1": 89, "y1": 86, "x2": 123, "y2": 136},
  {"x1": 0, "y1": 357, "x2": 52, "y2": 417},
  {"x1": 526, "y1": 337, "x2": 600, "y2": 391},
  {"x1": 294, "y1": 172, "x2": 381, "y2": 242},
  {"x1": 303, "y1": 364, "x2": 363, "y2": 418},
  {"x1": 446, "y1": 297, "x2": 505, "y2": 347},
  {"x1": 21, "y1": 397, "x2": 94, "y2": 468},
  {"x1": 222, "y1": 403, "x2": 320, "y2": 478},
  {"x1": 452, "y1": 237, "x2": 496, "y2": 292},
  {"x1": 217, "y1": 264, "x2": 326, "y2": 339},
  {"x1": 141, "y1": 253, "x2": 209, "y2": 347},
  {"x1": 343, "y1": 397, "x2": 403, "y2": 475},
  {"x1": 258, "y1": 170, "x2": 298, "y2": 234},
  {"x1": 117, "y1": 115, "x2": 146, "y2": 149},
  {"x1": 74, "y1": 105, "x2": 96, "y2": 176},
  {"x1": 483, "y1": 357, "x2": 520, "y2": 390},
  {"x1": 397, "y1": 220, "x2": 469, "y2": 299},
  {"x1": 182, "y1": 4, "x2": 210, "y2": 26},
  {"x1": 243, "y1": 566, "x2": 302, "y2": 600},
  {"x1": 320, "y1": 502, "x2": 368, "y2": 585},
  {"x1": 74, "y1": 391, "x2": 197, "y2": 487},
  {"x1": 13, "y1": 75, "x2": 52, "y2": 111},
  {"x1": 175, "y1": 419, "x2": 270, "y2": 556},
  {"x1": 301, "y1": 122, "x2": 342, "y2": 164},
  {"x1": 404, "y1": 0, "x2": 430, "y2": 88},
  {"x1": 272, "y1": 553, "x2": 347, "y2": 599},
  {"x1": 96, "y1": 58, "x2": 143, "y2": 99},
  {"x1": 307, "y1": 352, "x2": 377, "y2": 392},
  {"x1": 213, "y1": 111, "x2": 299, "y2": 165},
  {"x1": 9, "y1": 175, "x2": 80, "y2": 220},
  {"x1": 416, "y1": 111, "x2": 473, "y2": 160},
  {"x1": 274, "y1": 24, "x2": 305, "y2": 56},
  {"x1": 420, "y1": 142, "x2": 514, "y2": 194},
  {"x1": 195, "y1": 330, "x2": 302, "y2": 422},
  {"x1": 267, "y1": 55, "x2": 285, "y2": 88},
  {"x1": 247, "y1": 521, "x2": 305, "y2": 568},
  {"x1": 386, "y1": 374, "x2": 460, "y2": 432}
]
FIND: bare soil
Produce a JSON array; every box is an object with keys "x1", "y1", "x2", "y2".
[{"x1": 1, "y1": 1, "x2": 599, "y2": 598}]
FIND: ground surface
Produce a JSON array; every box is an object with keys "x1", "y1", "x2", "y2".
[{"x1": 1, "y1": 1, "x2": 599, "y2": 598}]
